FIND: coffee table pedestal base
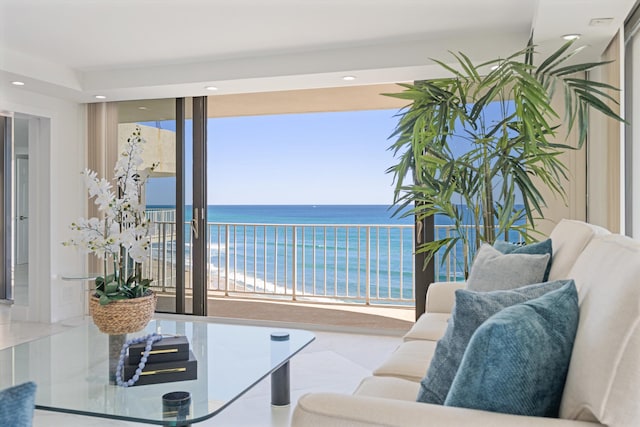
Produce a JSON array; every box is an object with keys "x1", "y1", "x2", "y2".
[{"x1": 271, "y1": 362, "x2": 290, "y2": 406}]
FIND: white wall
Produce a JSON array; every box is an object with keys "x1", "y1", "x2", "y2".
[
  {"x1": 630, "y1": 28, "x2": 640, "y2": 238},
  {"x1": 0, "y1": 85, "x2": 87, "y2": 323},
  {"x1": 13, "y1": 117, "x2": 28, "y2": 155},
  {"x1": 588, "y1": 66, "x2": 611, "y2": 228},
  {"x1": 532, "y1": 86, "x2": 587, "y2": 237},
  {"x1": 587, "y1": 31, "x2": 624, "y2": 234}
]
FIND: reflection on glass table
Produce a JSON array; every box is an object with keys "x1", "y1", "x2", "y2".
[{"x1": 0, "y1": 318, "x2": 315, "y2": 425}]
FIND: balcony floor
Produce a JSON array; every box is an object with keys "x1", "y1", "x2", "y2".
[
  {"x1": 157, "y1": 294, "x2": 415, "y2": 334},
  {"x1": 1, "y1": 302, "x2": 412, "y2": 427},
  {"x1": 210, "y1": 298, "x2": 415, "y2": 332}
]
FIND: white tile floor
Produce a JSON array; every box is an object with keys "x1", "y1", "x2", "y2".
[{"x1": 0, "y1": 309, "x2": 402, "y2": 427}]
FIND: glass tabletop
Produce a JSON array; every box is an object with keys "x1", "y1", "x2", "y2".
[{"x1": 0, "y1": 318, "x2": 315, "y2": 425}]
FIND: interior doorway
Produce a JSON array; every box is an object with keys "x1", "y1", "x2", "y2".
[
  {"x1": 0, "y1": 114, "x2": 34, "y2": 306},
  {"x1": 13, "y1": 116, "x2": 30, "y2": 305},
  {"x1": 11, "y1": 114, "x2": 31, "y2": 305}
]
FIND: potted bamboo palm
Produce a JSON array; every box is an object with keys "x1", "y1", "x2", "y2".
[{"x1": 387, "y1": 40, "x2": 623, "y2": 277}]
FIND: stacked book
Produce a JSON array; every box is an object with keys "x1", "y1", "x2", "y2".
[{"x1": 124, "y1": 336, "x2": 197, "y2": 386}]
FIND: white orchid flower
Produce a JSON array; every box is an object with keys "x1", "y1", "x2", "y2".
[{"x1": 64, "y1": 126, "x2": 155, "y2": 296}]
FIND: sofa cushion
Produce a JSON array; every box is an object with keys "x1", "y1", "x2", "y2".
[
  {"x1": 547, "y1": 219, "x2": 609, "y2": 280},
  {"x1": 416, "y1": 280, "x2": 568, "y2": 405},
  {"x1": 403, "y1": 313, "x2": 450, "y2": 342},
  {"x1": 466, "y1": 244, "x2": 550, "y2": 292},
  {"x1": 293, "y1": 392, "x2": 607, "y2": 427},
  {"x1": 354, "y1": 376, "x2": 421, "y2": 402},
  {"x1": 559, "y1": 235, "x2": 640, "y2": 426},
  {"x1": 373, "y1": 340, "x2": 437, "y2": 382},
  {"x1": 425, "y1": 282, "x2": 466, "y2": 314},
  {"x1": 0, "y1": 382, "x2": 37, "y2": 427},
  {"x1": 494, "y1": 238, "x2": 553, "y2": 281},
  {"x1": 444, "y1": 281, "x2": 579, "y2": 417}
]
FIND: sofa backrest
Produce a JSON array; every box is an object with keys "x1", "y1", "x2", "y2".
[
  {"x1": 559, "y1": 234, "x2": 640, "y2": 427},
  {"x1": 548, "y1": 219, "x2": 610, "y2": 281}
]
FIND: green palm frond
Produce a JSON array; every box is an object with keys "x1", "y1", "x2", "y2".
[{"x1": 385, "y1": 39, "x2": 623, "y2": 273}]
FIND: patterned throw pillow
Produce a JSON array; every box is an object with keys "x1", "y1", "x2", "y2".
[
  {"x1": 416, "y1": 280, "x2": 569, "y2": 405},
  {"x1": 0, "y1": 381, "x2": 37, "y2": 427},
  {"x1": 444, "y1": 281, "x2": 579, "y2": 417}
]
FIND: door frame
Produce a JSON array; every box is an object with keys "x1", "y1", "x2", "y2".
[
  {"x1": 0, "y1": 115, "x2": 12, "y2": 301},
  {"x1": 191, "y1": 97, "x2": 208, "y2": 316},
  {"x1": 175, "y1": 98, "x2": 186, "y2": 313},
  {"x1": 161, "y1": 97, "x2": 207, "y2": 316},
  {"x1": 15, "y1": 155, "x2": 28, "y2": 265}
]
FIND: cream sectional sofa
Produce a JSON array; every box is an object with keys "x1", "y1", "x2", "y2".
[{"x1": 292, "y1": 220, "x2": 640, "y2": 427}]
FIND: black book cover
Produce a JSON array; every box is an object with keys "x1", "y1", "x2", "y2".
[
  {"x1": 123, "y1": 350, "x2": 197, "y2": 386},
  {"x1": 127, "y1": 335, "x2": 189, "y2": 365}
]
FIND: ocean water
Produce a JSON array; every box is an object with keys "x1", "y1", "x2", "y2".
[
  {"x1": 148, "y1": 205, "x2": 417, "y2": 302},
  {"x1": 146, "y1": 205, "x2": 522, "y2": 302},
  {"x1": 202, "y1": 204, "x2": 414, "y2": 225},
  {"x1": 149, "y1": 204, "x2": 460, "y2": 225}
]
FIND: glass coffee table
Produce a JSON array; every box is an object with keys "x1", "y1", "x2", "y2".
[{"x1": 0, "y1": 318, "x2": 315, "y2": 425}]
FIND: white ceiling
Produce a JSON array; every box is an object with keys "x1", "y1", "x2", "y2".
[{"x1": 0, "y1": 0, "x2": 637, "y2": 103}]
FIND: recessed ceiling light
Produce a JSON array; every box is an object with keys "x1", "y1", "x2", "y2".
[
  {"x1": 205, "y1": 86, "x2": 218, "y2": 91},
  {"x1": 138, "y1": 106, "x2": 148, "y2": 110},
  {"x1": 11, "y1": 81, "x2": 25, "y2": 86},
  {"x1": 343, "y1": 75, "x2": 356, "y2": 81},
  {"x1": 94, "y1": 95, "x2": 107, "y2": 99},
  {"x1": 562, "y1": 34, "x2": 581, "y2": 41}
]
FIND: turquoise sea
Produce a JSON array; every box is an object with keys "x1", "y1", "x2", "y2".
[
  {"x1": 148, "y1": 203, "x2": 459, "y2": 225},
  {"x1": 148, "y1": 205, "x2": 420, "y2": 302},
  {"x1": 200, "y1": 204, "x2": 413, "y2": 226},
  {"x1": 146, "y1": 205, "x2": 514, "y2": 302},
  {"x1": 147, "y1": 205, "x2": 524, "y2": 302}
]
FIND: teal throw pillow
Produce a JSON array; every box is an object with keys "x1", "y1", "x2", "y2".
[
  {"x1": 0, "y1": 381, "x2": 37, "y2": 427},
  {"x1": 416, "y1": 280, "x2": 569, "y2": 405},
  {"x1": 466, "y1": 244, "x2": 550, "y2": 292},
  {"x1": 494, "y1": 238, "x2": 553, "y2": 281},
  {"x1": 444, "y1": 281, "x2": 579, "y2": 417}
]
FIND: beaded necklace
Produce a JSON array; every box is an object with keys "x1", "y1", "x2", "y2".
[{"x1": 115, "y1": 332, "x2": 163, "y2": 387}]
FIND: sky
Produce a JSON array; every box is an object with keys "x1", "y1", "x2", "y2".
[{"x1": 144, "y1": 109, "x2": 403, "y2": 205}]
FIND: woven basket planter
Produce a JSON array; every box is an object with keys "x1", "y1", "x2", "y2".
[{"x1": 89, "y1": 291, "x2": 157, "y2": 335}]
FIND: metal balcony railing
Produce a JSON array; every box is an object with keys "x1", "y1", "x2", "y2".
[
  {"x1": 143, "y1": 219, "x2": 416, "y2": 305},
  {"x1": 206, "y1": 223, "x2": 416, "y2": 304},
  {"x1": 143, "y1": 209, "x2": 511, "y2": 306}
]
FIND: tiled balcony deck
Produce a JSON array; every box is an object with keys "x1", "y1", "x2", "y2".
[
  {"x1": 203, "y1": 296, "x2": 415, "y2": 334},
  {"x1": 154, "y1": 287, "x2": 417, "y2": 334}
]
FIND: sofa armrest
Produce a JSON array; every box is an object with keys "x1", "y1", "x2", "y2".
[
  {"x1": 425, "y1": 281, "x2": 465, "y2": 314},
  {"x1": 292, "y1": 393, "x2": 603, "y2": 427}
]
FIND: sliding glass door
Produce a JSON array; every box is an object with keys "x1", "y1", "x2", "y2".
[
  {"x1": 116, "y1": 98, "x2": 181, "y2": 312},
  {"x1": 111, "y1": 97, "x2": 208, "y2": 315},
  {"x1": 190, "y1": 97, "x2": 208, "y2": 315}
]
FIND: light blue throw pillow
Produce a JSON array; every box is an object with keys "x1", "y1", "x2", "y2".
[
  {"x1": 416, "y1": 280, "x2": 569, "y2": 405},
  {"x1": 466, "y1": 244, "x2": 550, "y2": 292},
  {"x1": 494, "y1": 238, "x2": 553, "y2": 281},
  {"x1": 444, "y1": 281, "x2": 579, "y2": 417},
  {"x1": 0, "y1": 381, "x2": 37, "y2": 427}
]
